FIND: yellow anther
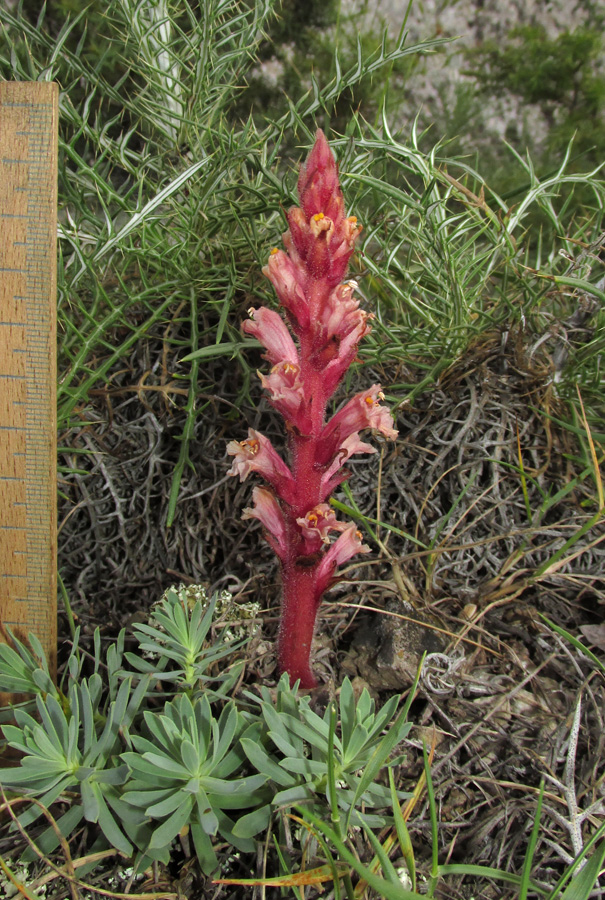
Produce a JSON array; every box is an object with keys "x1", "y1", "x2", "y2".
[
  {"x1": 306, "y1": 506, "x2": 327, "y2": 528},
  {"x1": 247, "y1": 307, "x2": 255, "y2": 317},
  {"x1": 355, "y1": 530, "x2": 363, "y2": 540},
  {"x1": 378, "y1": 391, "x2": 385, "y2": 401},
  {"x1": 312, "y1": 212, "x2": 325, "y2": 222},
  {"x1": 365, "y1": 395, "x2": 375, "y2": 406},
  {"x1": 270, "y1": 247, "x2": 279, "y2": 255},
  {"x1": 348, "y1": 216, "x2": 358, "y2": 224},
  {"x1": 272, "y1": 362, "x2": 298, "y2": 376},
  {"x1": 242, "y1": 438, "x2": 260, "y2": 456}
]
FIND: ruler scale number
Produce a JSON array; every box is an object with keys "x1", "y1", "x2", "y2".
[{"x1": 0, "y1": 82, "x2": 58, "y2": 685}]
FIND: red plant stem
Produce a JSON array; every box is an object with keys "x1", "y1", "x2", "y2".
[
  {"x1": 278, "y1": 338, "x2": 328, "y2": 687},
  {"x1": 279, "y1": 561, "x2": 320, "y2": 689}
]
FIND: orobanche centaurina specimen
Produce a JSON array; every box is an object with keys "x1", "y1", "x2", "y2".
[{"x1": 227, "y1": 130, "x2": 398, "y2": 688}]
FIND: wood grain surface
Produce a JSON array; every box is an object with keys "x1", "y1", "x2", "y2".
[{"x1": 0, "y1": 82, "x2": 58, "y2": 702}]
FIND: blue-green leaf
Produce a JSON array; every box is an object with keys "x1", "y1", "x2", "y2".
[
  {"x1": 241, "y1": 738, "x2": 296, "y2": 787},
  {"x1": 231, "y1": 804, "x2": 272, "y2": 839},
  {"x1": 148, "y1": 795, "x2": 194, "y2": 850}
]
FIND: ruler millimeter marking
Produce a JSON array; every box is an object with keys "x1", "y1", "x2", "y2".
[{"x1": 0, "y1": 82, "x2": 58, "y2": 688}]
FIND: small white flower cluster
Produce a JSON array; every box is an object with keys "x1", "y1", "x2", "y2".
[
  {"x1": 213, "y1": 589, "x2": 261, "y2": 643},
  {"x1": 157, "y1": 583, "x2": 261, "y2": 643},
  {"x1": 0, "y1": 864, "x2": 45, "y2": 899},
  {"x1": 164, "y1": 582, "x2": 209, "y2": 611}
]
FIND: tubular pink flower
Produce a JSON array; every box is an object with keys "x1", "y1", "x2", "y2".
[
  {"x1": 315, "y1": 524, "x2": 370, "y2": 596},
  {"x1": 296, "y1": 504, "x2": 348, "y2": 554},
  {"x1": 243, "y1": 486, "x2": 287, "y2": 560},
  {"x1": 262, "y1": 248, "x2": 310, "y2": 329},
  {"x1": 322, "y1": 310, "x2": 374, "y2": 393},
  {"x1": 228, "y1": 130, "x2": 398, "y2": 688},
  {"x1": 226, "y1": 428, "x2": 295, "y2": 499},
  {"x1": 320, "y1": 432, "x2": 376, "y2": 498},
  {"x1": 242, "y1": 307, "x2": 298, "y2": 367},
  {"x1": 322, "y1": 385, "x2": 398, "y2": 451},
  {"x1": 317, "y1": 281, "x2": 360, "y2": 342},
  {"x1": 259, "y1": 362, "x2": 310, "y2": 430}
]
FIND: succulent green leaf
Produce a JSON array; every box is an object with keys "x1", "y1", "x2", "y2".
[
  {"x1": 342, "y1": 724, "x2": 371, "y2": 766},
  {"x1": 279, "y1": 713, "x2": 330, "y2": 754},
  {"x1": 147, "y1": 795, "x2": 194, "y2": 850},
  {"x1": 37, "y1": 694, "x2": 70, "y2": 754},
  {"x1": 339, "y1": 677, "x2": 356, "y2": 749},
  {"x1": 27, "y1": 726, "x2": 68, "y2": 764},
  {"x1": 121, "y1": 786, "x2": 175, "y2": 808},
  {"x1": 190, "y1": 822, "x2": 218, "y2": 875},
  {"x1": 94, "y1": 764, "x2": 130, "y2": 785},
  {"x1": 137, "y1": 753, "x2": 190, "y2": 779},
  {"x1": 80, "y1": 681, "x2": 96, "y2": 755},
  {"x1": 265, "y1": 728, "x2": 302, "y2": 760},
  {"x1": 96, "y1": 788, "x2": 134, "y2": 856},
  {"x1": 231, "y1": 804, "x2": 272, "y2": 839},
  {"x1": 32, "y1": 667, "x2": 55, "y2": 695},
  {"x1": 204, "y1": 773, "x2": 268, "y2": 800},
  {"x1": 180, "y1": 738, "x2": 201, "y2": 774},
  {"x1": 94, "y1": 677, "x2": 131, "y2": 760},
  {"x1": 81, "y1": 778, "x2": 100, "y2": 822},
  {"x1": 262, "y1": 705, "x2": 303, "y2": 754},
  {"x1": 371, "y1": 693, "x2": 401, "y2": 734},
  {"x1": 1, "y1": 725, "x2": 29, "y2": 753},
  {"x1": 213, "y1": 702, "x2": 239, "y2": 762},
  {"x1": 0, "y1": 763, "x2": 64, "y2": 788},
  {"x1": 241, "y1": 737, "x2": 296, "y2": 787},
  {"x1": 196, "y1": 790, "x2": 219, "y2": 835},
  {"x1": 280, "y1": 757, "x2": 328, "y2": 777},
  {"x1": 145, "y1": 790, "x2": 188, "y2": 818},
  {"x1": 272, "y1": 784, "x2": 314, "y2": 806}
]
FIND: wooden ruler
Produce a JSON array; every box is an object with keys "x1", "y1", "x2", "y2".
[{"x1": 0, "y1": 82, "x2": 58, "y2": 690}]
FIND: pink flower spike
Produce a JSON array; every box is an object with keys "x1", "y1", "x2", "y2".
[
  {"x1": 315, "y1": 523, "x2": 370, "y2": 595},
  {"x1": 228, "y1": 130, "x2": 391, "y2": 687},
  {"x1": 242, "y1": 307, "x2": 298, "y2": 367},
  {"x1": 243, "y1": 486, "x2": 287, "y2": 560},
  {"x1": 323, "y1": 385, "x2": 398, "y2": 446},
  {"x1": 226, "y1": 428, "x2": 295, "y2": 497}
]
